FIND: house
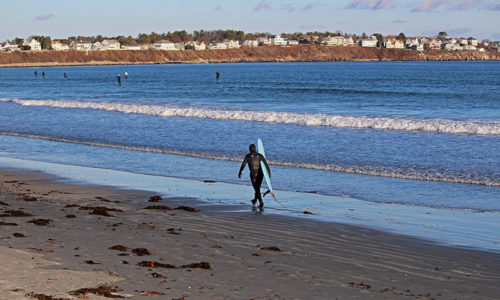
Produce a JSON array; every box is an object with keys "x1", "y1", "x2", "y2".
[
  {"x1": 442, "y1": 43, "x2": 462, "y2": 51},
  {"x1": 223, "y1": 39, "x2": 240, "y2": 49},
  {"x1": 91, "y1": 41, "x2": 105, "y2": 51},
  {"x1": 324, "y1": 36, "x2": 344, "y2": 46},
  {"x1": 384, "y1": 39, "x2": 395, "y2": 49},
  {"x1": 208, "y1": 42, "x2": 227, "y2": 50},
  {"x1": 360, "y1": 37, "x2": 377, "y2": 48},
  {"x1": 23, "y1": 38, "x2": 42, "y2": 51},
  {"x1": 101, "y1": 39, "x2": 121, "y2": 50},
  {"x1": 458, "y1": 38, "x2": 468, "y2": 46},
  {"x1": 288, "y1": 40, "x2": 299, "y2": 46},
  {"x1": 270, "y1": 35, "x2": 287, "y2": 46},
  {"x1": 51, "y1": 40, "x2": 69, "y2": 50},
  {"x1": 428, "y1": 39, "x2": 441, "y2": 50},
  {"x1": 257, "y1": 37, "x2": 271, "y2": 45},
  {"x1": 1, "y1": 41, "x2": 20, "y2": 51},
  {"x1": 152, "y1": 40, "x2": 176, "y2": 50},
  {"x1": 468, "y1": 38, "x2": 478, "y2": 46},
  {"x1": 343, "y1": 37, "x2": 355, "y2": 46},
  {"x1": 464, "y1": 45, "x2": 476, "y2": 51},
  {"x1": 174, "y1": 42, "x2": 185, "y2": 50},
  {"x1": 121, "y1": 45, "x2": 141, "y2": 50},
  {"x1": 242, "y1": 40, "x2": 259, "y2": 47},
  {"x1": 185, "y1": 41, "x2": 206, "y2": 50},
  {"x1": 70, "y1": 41, "x2": 92, "y2": 51}
]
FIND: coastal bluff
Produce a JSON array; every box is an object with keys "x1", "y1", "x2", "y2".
[{"x1": 1, "y1": 45, "x2": 498, "y2": 67}]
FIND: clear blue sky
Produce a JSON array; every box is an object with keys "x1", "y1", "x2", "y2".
[{"x1": 1, "y1": 0, "x2": 499, "y2": 41}]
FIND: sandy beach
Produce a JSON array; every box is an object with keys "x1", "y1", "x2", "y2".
[{"x1": 0, "y1": 167, "x2": 499, "y2": 299}]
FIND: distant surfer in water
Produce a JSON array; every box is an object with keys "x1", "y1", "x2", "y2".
[
  {"x1": 216, "y1": 71, "x2": 220, "y2": 83},
  {"x1": 117, "y1": 74, "x2": 121, "y2": 86},
  {"x1": 238, "y1": 144, "x2": 271, "y2": 208}
]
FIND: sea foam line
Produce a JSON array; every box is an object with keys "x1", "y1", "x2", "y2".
[
  {"x1": 1, "y1": 131, "x2": 499, "y2": 187},
  {"x1": 1, "y1": 98, "x2": 499, "y2": 135}
]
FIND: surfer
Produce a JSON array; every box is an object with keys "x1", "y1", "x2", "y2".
[
  {"x1": 238, "y1": 144, "x2": 271, "y2": 208},
  {"x1": 117, "y1": 74, "x2": 121, "y2": 86},
  {"x1": 216, "y1": 71, "x2": 220, "y2": 83},
  {"x1": 34, "y1": 70, "x2": 37, "y2": 77},
  {"x1": 125, "y1": 72, "x2": 128, "y2": 79}
]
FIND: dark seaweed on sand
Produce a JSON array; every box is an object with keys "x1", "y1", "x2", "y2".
[
  {"x1": 26, "y1": 292, "x2": 70, "y2": 300},
  {"x1": 109, "y1": 245, "x2": 129, "y2": 251},
  {"x1": 149, "y1": 195, "x2": 163, "y2": 202},
  {"x1": 0, "y1": 209, "x2": 33, "y2": 217},
  {"x1": 180, "y1": 262, "x2": 211, "y2": 269},
  {"x1": 79, "y1": 206, "x2": 122, "y2": 217},
  {"x1": 69, "y1": 285, "x2": 124, "y2": 298},
  {"x1": 28, "y1": 219, "x2": 52, "y2": 226},
  {"x1": 144, "y1": 205, "x2": 172, "y2": 210},
  {"x1": 174, "y1": 206, "x2": 199, "y2": 212},
  {"x1": 0, "y1": 221, "x2": 18, "y2": 226},
  {"x1": 137, "y1": 261, "x2": 177, "y2": 269}
]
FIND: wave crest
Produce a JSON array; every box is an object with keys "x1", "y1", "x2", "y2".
[{"x1": 1, "y1": 98, "x2": 499, "y2": 135}]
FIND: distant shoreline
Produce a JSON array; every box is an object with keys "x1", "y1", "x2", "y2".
[{"x1": 1, "y1": 45, "x2": 499, "y2": 68}]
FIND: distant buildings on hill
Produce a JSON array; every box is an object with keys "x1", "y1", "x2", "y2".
[{"x1": 1, "y1": 35, "x2": 498, "y2": 53}]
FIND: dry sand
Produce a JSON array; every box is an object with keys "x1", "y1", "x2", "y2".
[{"x1": 1, "y1": 167, "x2": 499, "y2": 299}]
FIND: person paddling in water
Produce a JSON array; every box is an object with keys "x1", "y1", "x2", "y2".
[{"x1": 238, "y1": 144, "x2": 271, "y2": 208}]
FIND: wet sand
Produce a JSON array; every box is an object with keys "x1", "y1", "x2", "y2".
[{"x1": 1, "y1": 167, "x2": 500, "y2": 299}]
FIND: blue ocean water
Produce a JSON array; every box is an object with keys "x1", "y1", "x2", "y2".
[{"x1": 0, "y1": 62, "x2": 499, "y2": 213}]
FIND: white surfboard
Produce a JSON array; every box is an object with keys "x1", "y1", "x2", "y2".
[{"x1": 257, "y1": 139, "x2": 276, "y2": 200}]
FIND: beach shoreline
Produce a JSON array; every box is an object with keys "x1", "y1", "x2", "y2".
[{"x1": 1, "y1": 166, "x2": 500, "y2": 299}]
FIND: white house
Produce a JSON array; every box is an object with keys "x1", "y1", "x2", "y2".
[
  {"x1": 70, "y1": 41, "x2": 92, "y2": 51},
  {"x1": 468, "y1": 38, "x2": 478, "y2": 46},
  {"x1": 458, "y1": 38, "x2": 468, "y2": 46},
  {"x1": 270, "y1": 35, "x2": 287, "y2": 46},
  {"x1": 23, "y1": 38, "x2": 41, "y2": 51},
  {"x1": 324, "y1": 36, "x2": 344, "y2": 46},
  {"x1": 185, "y1": 41, "x2": 206, "y2": 51},
  {"x1": 384, "y1": 38, "x2": 395, "y2": 49},
  {"x1": 464, "y1": 45, "x2": 477, "y2": 51},
  {"x1": 174, "y1": 42, "x2": 185, "y2": 50},
  {"x1": 288, "y1": 40, "x2": 299, "y2": 46},
  {"x1": 153, "y1": 40, "x2": 176, "y2": 50},
  {"x1": 51, "y1": 40, "x2": 69, "y2": 50},
  {"x1": 223, "y1": 39, "x2": 240, "y2": 49},
  {"x1": 208, "y1": 42, "x2": 227, "y2": 50},
  {"x1": 443, "y1": 43, "x2": 461, "y2": 51},
  {"x1": 1, "y1": 41, "x2": 20, "y2": 51},
  {"x1": 257, "y1": 37, "x2": 272, "y2": 45},
  {"x1": 121, "y1": 45, "x2": 141, "y2": 50},
  {"x1": 91, "y1": 41, "x2": 105, "y2": 51},
  {"x1": 101, "y1": 39, "x2": 121, "y2": 50},
  {"x1": 242, "y1": 40, "x2": 259, "y2": 47},
  {"x1": 361, "y1": 38, "x2": 377, "y2": 48},
  {"x1": 428, "y1": 39, "x2": 442, "y2": 50}
]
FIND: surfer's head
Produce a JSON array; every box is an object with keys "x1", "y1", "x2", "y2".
[{"x1": 249, "y1": 144, "x2": 256, "y2": 152}]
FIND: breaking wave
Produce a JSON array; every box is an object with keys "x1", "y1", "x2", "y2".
[
  {"x1": 1, "y1": 131, "x2": 499, "y2": 187},
  {"x1": 1, "y1": 98, "x2": 499, "y2": 135}
]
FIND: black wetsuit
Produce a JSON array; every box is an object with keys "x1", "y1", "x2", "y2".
[{"x1": 239, "y1": 149, "x2": 271, "y2": 206}]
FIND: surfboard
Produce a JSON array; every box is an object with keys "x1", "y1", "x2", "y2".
[{"x1": 257, "y1": 139, "x2": 276, "y2": 200}]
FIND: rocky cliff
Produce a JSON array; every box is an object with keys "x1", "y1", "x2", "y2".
[{"x1": 0, "y1": 45, "x2": 498, "y2": 67}]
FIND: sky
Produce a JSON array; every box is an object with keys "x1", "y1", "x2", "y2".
[{"x1": 1, "y1": 0, "x2": 499, "y2": 41}]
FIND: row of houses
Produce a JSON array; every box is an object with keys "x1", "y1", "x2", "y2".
[
  {"x1": 1, "y1": 36, "x2": 495, "y2": 52},
  {"x1": 356, "y1": 35, "x2": 484, "y2": 52}
]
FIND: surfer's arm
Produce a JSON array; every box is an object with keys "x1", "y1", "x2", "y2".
[
  {"x1": 238, "y1": 154, "x2": 249, "y2": 178},
  {"x1": 261, "y1": 155, "x2": 271, "y2": 177}
]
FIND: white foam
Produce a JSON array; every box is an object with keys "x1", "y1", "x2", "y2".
[
  {"x1": 1, "y1": 98, "x2": 499, "y2": 135},
  {"x1": 2, "y1": 131, "x2": 499, "y2": 187}
]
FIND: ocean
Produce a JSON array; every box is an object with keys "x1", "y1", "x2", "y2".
[{"x1": 0, "y1": 62, "x2": 499, "y2": 251}]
